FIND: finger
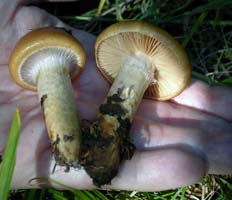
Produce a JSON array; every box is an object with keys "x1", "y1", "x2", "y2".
[
  {"x1": 109, "y1": 148, "x2": 206, "y2": 191},
  {"x1": 0, "y1": 0, "x2": 24, "y2": 27},
  {"x1": 131, "y1": 108, "x2": 232, "y2": 176},
  {"x1": 71, "y1": 29, "x2": 109, "y2": 105},
  {"x1": 136, "y1": 98, "x2": 231, "y2": 135},
  {"x1": 47, "y1": 147, "x2": 206, "y2": 191},
  {"x1": 0, "y1": 5, "x2": 67, "y2": 64},
  {"x1": 173, "y1": 80, "x2": 232, "y2": 121},
  {"x1": 131, "y1": 117, "x2": 204, "y2": 150}
]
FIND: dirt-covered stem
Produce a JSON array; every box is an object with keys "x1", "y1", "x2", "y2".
[
  {"x1": 80, "y1": 54, "x2": 154, "y2": 186},
  {"x1": 106, "y1": 54, "x2": 154, "y2": 120}
]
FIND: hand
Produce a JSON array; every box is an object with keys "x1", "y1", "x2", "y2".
[{"x1": 0, "y1": 1, "x2": 231, "y2": 192}]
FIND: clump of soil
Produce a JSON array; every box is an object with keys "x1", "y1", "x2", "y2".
[{"x1": 80, "y1": 91, "x2": 135, "y2": 187}]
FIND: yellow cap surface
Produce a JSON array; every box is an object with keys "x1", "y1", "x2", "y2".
[{"x1": 9, "y1": 28, "x2": 86, "y2": 91}]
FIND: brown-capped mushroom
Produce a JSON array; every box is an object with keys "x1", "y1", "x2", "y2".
[
  {"x1": 80, "y1": 21, "x2": 191, "y2": 186},
  {"x1": 9, "y1": 28, "x2": 86, "y2": 168}
]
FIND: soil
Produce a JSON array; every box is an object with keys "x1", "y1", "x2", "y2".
[{"x1": 80, "y1": 91, "x2": 135, "y2": 187}]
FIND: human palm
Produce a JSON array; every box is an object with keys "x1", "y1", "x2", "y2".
[{"x1": 0, "y1": 3, "x2": 231, "y2": 191}]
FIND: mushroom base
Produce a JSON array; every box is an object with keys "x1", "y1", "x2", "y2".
[{"x1": 80, "y1": 91, "x2": 135, "y2": 187}]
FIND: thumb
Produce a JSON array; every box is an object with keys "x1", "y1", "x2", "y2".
[{"x1": 0, "y1": 4, "x2": 67, "y2": 64}]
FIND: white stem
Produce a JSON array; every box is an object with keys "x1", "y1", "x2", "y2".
[
  {"x1": 37, "y1": 66, "x2": 80, "y2": 167},
  {"x1": 107, "y1": 54, "x2": 153, "y2": 121}
]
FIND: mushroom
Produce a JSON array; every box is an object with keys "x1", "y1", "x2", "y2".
[
  {"x1": 9, "y1": 28, "x2": 86, "y2": 168},
  {"x1": 80, "y1": 21, "x2": 191, "y2": 186}
]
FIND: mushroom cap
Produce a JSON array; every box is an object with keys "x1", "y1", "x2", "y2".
[
  {"x1": 9, "y1": 28, "x2": 86, "y2": 91},
  {"x1": 95, "y1": 21, "x2": 191, "y2": 101}
]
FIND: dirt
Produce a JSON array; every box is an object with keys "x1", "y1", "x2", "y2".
[
  {"x1": 80, "y1": 90, "x2": 135, "y2": 187},
  {"x1": 40, "y1": 94, "x2": 47, "y2": 112}
]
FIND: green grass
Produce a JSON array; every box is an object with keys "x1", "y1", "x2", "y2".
[
  {"x1": 0, "y1": 109, "x2": 21, "y2": 200},
  {"x1": 4, "y1": 0, "x2": 232, "y2": 199}
]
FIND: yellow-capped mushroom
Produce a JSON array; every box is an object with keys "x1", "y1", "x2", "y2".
[
  {"x1": 9, "y1": 28, "x2": 86, "y2": 168},
  {"x1": 80, "y1": 21, "x2": 191, "y2": 187}
]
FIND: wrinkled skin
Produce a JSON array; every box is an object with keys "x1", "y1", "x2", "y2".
[{"x1": 0, "y1": 0, "x2": 232, "y2": 192}]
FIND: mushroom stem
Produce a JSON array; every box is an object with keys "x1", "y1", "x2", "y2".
[
  {"x1": 37, "y1": 66, "x2": 81, "y2": 168},
  {"x1": 80, "y1": 54, "x2": 154, "y2": 186},
  {"x1": 106, "y1": 54, "x2": 154, "y2": 120}
]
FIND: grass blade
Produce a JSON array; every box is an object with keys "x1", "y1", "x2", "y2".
[
  {"x1": 221, "y1": 77, "x2": 232, "y2": 86},
  {"x1": 0, "y1": 108, "x2": 21, "y2": 200},
  {"x1": 48, "y1": 189, "x2": 69, "y2": 200},
  {"x1": 92, "y1": 190, "x2": 109, "y2": 200},
  {"x1": 23, "y1": 189, "x2": 37, "y2": 200},
  {"x1": 97, "y1": 0, "x2": 106, "y2": 16},
  {"x1": 23, "y1": 189, "x2": 47, "y2": 200},
  {"x1": 184, "y1": 0, "x2": 232, "y2": 16},
  {"x1": 181, "y1": 11, "x2": 208, "y2": 48}
]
